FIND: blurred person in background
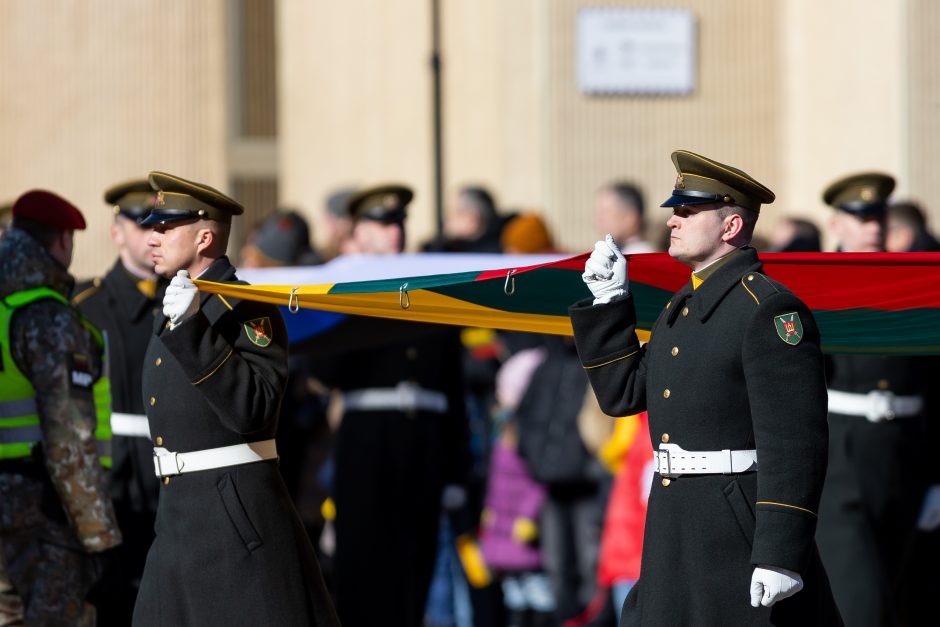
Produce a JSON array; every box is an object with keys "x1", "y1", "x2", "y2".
[
  {"x1": 500, "y1": 213, "x2": 558, "y2": 255},
  {"x1": 0, "y1": 190, "x2": 121, "y2": 626},
  {"x1": 515, "y1": 336, "x2": 604, "y2": 624},
  {"x1": 320, "y1": 187, "x2": 357, "y2": 260},
  {"x1": 819, "y1": 173, "x2": 940, "y2": 627},
  {"x1": 594, "y1": 182, "x2": 654, "y2": 255},
  {"x1": 885, "y1": 201, "x2": 940, "y2": 252},
  {"x1": 313, "y1": 184, "x2": 471, "y2": 627},
  {"x1": 72, "y1": 180, "x2": 165, "y2": 625},
  {"x1": 240, "y1": 208, "x2": 321, "y2": 268},
  {"x1": 594, "y1": 411, "x2": 652, "y2": 624},
  {"x1": 480, "y1": 347, "x2": 555, "y2": 627},
  {"x1": 431, "y1": 185, "x2": 504, "y2": 253},
  {"x1": 768, "y1": 217, "x2": 822, "y2": 253}
]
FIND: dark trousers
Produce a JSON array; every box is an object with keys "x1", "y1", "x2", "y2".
[
  {"x1": 816, "y1": 416, "x2": 925, "y2": 627},
  {"x1": 540, "y1": 484, "x2": 602, "y2": 622},
  {"x1": 332, "y1": 411, "x2": 445, "y2": 627}
]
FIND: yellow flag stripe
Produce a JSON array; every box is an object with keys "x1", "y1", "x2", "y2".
[{"x1": 194, "y1": 279, "x2": 652, "y2": 342}]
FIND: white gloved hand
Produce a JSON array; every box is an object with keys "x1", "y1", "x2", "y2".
[
  {"x1": 162, "y1": 269, "x2": 200, "y2": 328},
  {"x1": 441, "y1": 484, "x2": 468, "y2": 512},
  {"x1": 750, "y1": 565, "x2": 803, "y2": 608},
  {"x1": 917, "y1": 484, "x2": 940, "y2": 531},
  {"x1": 582, "y1": 234, "x2": 628, "y2": 305}
]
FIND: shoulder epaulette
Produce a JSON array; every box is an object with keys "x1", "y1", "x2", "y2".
[
  {"x1": 739, "y1": 272, "x2": 779, "y2": 305},
  {"x1": 71, "y1": 277, "x2": 103, "y2": 306}
]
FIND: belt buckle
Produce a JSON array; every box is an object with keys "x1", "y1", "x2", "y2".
[
  {"x1": 152, "y1": 447, "x2": 181, "y2": 477},
  {"x1": 657, "y1": 443, "x2": 676, "y2": 478},
  {"x1": 866, "y1": 390, "x2": 896, "y2": 422},
  {"x1": 396, "y1": 382, "x2": 419, "y2": 414}
]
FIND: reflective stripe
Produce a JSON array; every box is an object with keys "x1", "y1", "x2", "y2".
[
  {"x1": 0, "y1": 397, "x2": 38, "y2": 419},
  {"x1": 0, "y1": 425, "x2": 42, "y2": 444},
  {"x1": 110, "y1": 413, "x2": 151, "y2": 439}
]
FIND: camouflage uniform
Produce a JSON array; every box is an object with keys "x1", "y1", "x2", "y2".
[{"x1": 0, "y1": 228, "x2": 121, "y2": 626}]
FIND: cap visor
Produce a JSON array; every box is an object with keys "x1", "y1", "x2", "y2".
[
  {"x1": 659, "y1": 193, "x2": 721, "y2": 208},
  {"x1": 138, "y1": 211, "x2": 196, "y2": 227}
]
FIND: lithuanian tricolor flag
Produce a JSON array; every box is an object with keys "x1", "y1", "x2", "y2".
[{"x1": 195, "y1": 251, "x2": 940, "y2": 355}]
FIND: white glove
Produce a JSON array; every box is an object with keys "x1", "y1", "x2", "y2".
[
  {"x1": 441, "y1": 484, "x2": 468, "y2": 511},
  {"x1": 162, "y1": 269, "x2": 200, "y2": 327},
  {"x1": 750, "y1": 565, "x2": 803, "y2": 608},
  {"x1": 917, "y1": 485, "x2": 940, "y2": 531},
  {"x1": 582, "y1": 234, "x2": 628, "y2": 305}
]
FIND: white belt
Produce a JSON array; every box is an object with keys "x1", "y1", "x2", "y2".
[
  {"x1": 655, "y1": 442, "x2": 757, "y2": 479},
  {"x1": 153, "y1": 439, "x2": 278, "y2": 478},
  {"x1": 827, "y1": 389, "x2": 924, "y2": 422},
  {"x1": 343, "y1": 382, "x2": 448, "y2": 414},
  {"x1": 110, "y1": 413, "x2": 152, "y2": 439}
]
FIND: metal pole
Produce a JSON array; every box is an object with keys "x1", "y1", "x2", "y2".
[{"x1": 431, "y1": 0, "x2": 444, "y2": 242}]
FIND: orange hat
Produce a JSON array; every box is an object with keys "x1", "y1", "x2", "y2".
[
  {"x1": 12, "y1": 190, "x2": 86, "y2": 230},
  {"x1": 500, "y1": 213, "x2": 554, "y2": 254}
]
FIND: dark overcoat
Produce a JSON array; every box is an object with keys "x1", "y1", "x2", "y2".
[
  {"x1": 132, "y1": 257, "x2": 338, "y2": 627},
  {"x1": 74, "y1": 261, "x2": 165, "y2": 622},
  {"x1": 817, "y1": 352, "x2": 937, "y2": 625},
  {"x1": 569, "y1": 248, "x2": 842, "y2": 626},
  {"x1": 313, "y1": 320, "x2": 468, "y2": 627}
]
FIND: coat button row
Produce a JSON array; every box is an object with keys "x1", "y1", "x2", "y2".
[
  {"x1": 155, "y1": 357, "x2": 162, "y2": 367},
  {"x1": 681, "y1": 307, "x2": 689, "y2": 317},
  {"x1": 671, "y1": 346, "x2": 679, "y2": 356},
  {"x1": 155, "y1": 436, "x2": 164, "y2": 446},
  {"x1": 661, "y1": 433, "x2": 670, "y2": 443},
  {"x1": 662, "y1": 478, "x2": 671, "y2": 487},
  {"x1": 663, "y1": 389, "x2": 671, "y2": 399},
  {"x1": 149, "y1": 397, "x2": 156, "y2": 407}
]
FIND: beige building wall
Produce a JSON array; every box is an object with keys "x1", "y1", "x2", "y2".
[
  {"x1": 1, "y1": 0, "x2": 938, "y2": 274},
  {"x1": 280, "y1": 0, "x2": 786, "y2": 254},
  {"x1": 779, "y1": 0, "x2": 908, "y2": 244},
  {"x1": 0, "y1": 0, "x2": 230, "y2": 279},
  {"x1": 909, "y1": 0, "x2": 940, "y2": 218}
]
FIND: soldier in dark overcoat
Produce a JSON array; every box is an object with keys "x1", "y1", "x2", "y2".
[
  {"x1": 817, "y1": 172, "x2": 940, "y2": 627},
  {"x1": 131, "y1": 172, "x2": 338, "y2": 626},
  {"x1": 569, "y1": 151, "x2": 842, "y2": 626},
  {"x1": 317, "y1": 184, "x2": 470, "y2": 627},
  {"x1": 73, "y1": 180, "x2": 166, "y2": 624}
]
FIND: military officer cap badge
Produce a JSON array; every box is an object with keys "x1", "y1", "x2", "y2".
[
  {"x1": 139, "y1": 171, "x2": 244, "y2": 227},
  {"x1": 660, "y1": 150, "x2": 775, "y2": 213}
]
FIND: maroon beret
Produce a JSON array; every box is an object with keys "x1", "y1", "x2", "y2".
[{"x1": 12, "y1": 189, "x2": 86, "y2": 230}]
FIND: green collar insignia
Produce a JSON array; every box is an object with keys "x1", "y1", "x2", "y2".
[
  {"x1": 244, "y1": 317, "x2": 273, "y2": 348},
  {"x1": 774, "y1": 312, "x2": 803, "y2": 346}
]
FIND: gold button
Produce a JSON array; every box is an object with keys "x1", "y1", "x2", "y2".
[
  {"x1": 662, "y1": 478, "x2": 671, "y2": 487},
  {"x1": 666, "y1": 301, "x2": 671, "y2": 309},
  {"x1": 681, "y1": 307, "x2": 689, "y2": 317},
  {"x1": 877, "y1": 379, "x2": 890, "y2": 390},
  {"x1": 748, "y1": 274, "x2": 754, "y2": 281},
  {"x1": 661, "y1": 433, "x2": 670, "y2": 443},
  {"x1": 149, "y1": 397, "x2": 156, "y2": 407},
  {"x1": 663, "y1": 389, "x2": 671, "y2": 399},
  {"x1": 163, "y1": 477, "x2": 170, "y2": 486},
  {"x1": 155, "y1": 357, "x2": 162, "y2": 367},
  {"x1": 671, "y1": 346, "x2": 679, "y2": 356},
  {"x1": 155, "y1": 436, "x2": 164, "y2": 446}
]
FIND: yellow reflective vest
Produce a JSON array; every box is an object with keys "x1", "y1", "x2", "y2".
[{"x1": 0, "y1": 287, "x2": 112, "y2": 466}]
